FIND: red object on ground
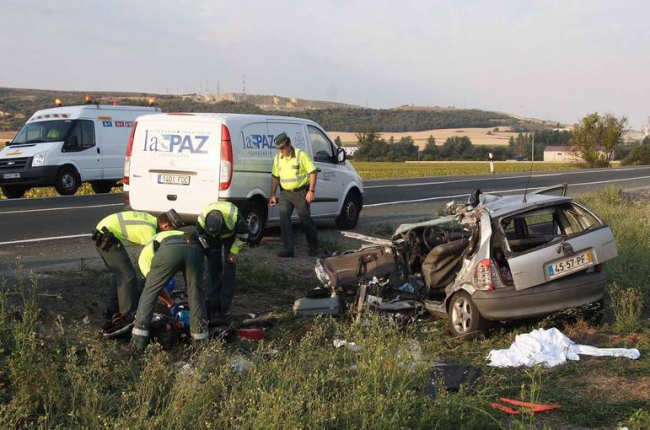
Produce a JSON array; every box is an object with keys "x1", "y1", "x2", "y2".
[
  {"x1": 236, "y1": 328, "x2": 267, "y2": 340},
  {"x1": 490, "y1": 398, "x2": 561, "y2": 415}
]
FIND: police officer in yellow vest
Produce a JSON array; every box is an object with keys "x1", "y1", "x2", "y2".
[
  {"x1": 269, "y1": 132, "x2": 319, "y2": 258},
  {"x1": 131, "y1": 229, "x2": 209, "y2": 352},
  {"x1": 197, "y1": 202, "x2": 249, "y2": 316},
  {"x1": 92, "y1": 209, "x2": 183, "y2": 317}
]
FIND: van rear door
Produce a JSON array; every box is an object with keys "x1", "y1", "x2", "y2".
[
  {"x1": 500, "y1": 202, "x2": 618, "y2": 290},
  {"x1": 129, "y1": 115, "x2": 221, "y2": 216}
]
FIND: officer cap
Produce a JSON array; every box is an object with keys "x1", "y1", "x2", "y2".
[
  {"x1": 204, "y1": 211, "x2": 224, "y2": 237},
  {"x1": 274, "y1": 132, "x2": 291, "y2": 149},
  {"x1": 157, "y1": 209, "x2": 185, "y2": 231}
]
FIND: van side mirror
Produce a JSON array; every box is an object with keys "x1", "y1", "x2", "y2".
[
  {"x1": 5, "y1": 141, "x2": 10, "y2": 147},
  {"x1": 336, "y1": 147, "x2": 346, "y2": 164}
]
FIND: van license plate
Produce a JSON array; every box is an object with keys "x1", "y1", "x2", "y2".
[
  {"x1": 546, "y1": 250, "x2": 593, "y2": 280},
  {"x1": 3, "y1": 173, "x2": 20, "y2": 179},
  {"x1": 158, "y1": 174, "x2": 190, "y2": 186}
]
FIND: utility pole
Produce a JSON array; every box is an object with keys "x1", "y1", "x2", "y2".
[{"x1": 531, "y1": 133, "x2": 535, "y2": 162}]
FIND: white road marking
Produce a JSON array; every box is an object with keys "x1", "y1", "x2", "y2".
[
  {"x1": 0, "y1": 203, "x2": 122, "y2": 215},
  {"x1": 363, "y1": 166, "x2": 650, "y2": 189},
  {"x1": 364, "y1": 175, "x2": 650, "y2": 207},
  {"x1": 0, "y1": 233, "x2": 90, "y2": 246}
]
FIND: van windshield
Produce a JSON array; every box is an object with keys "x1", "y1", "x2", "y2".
[{"x1": 12, "y1": 119, "x2": 74, "y2": 145}]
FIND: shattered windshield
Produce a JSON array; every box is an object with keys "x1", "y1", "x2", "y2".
[{"x1": 11, "y1": 119, "x2": 74, "y2": 145}]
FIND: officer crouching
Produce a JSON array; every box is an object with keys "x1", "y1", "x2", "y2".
[
  {"x1": 196, "y1": 202, "x2": 249, "y2": 317},
  {"x1": 92, "y1": 209, "x2": 183, "y2": 318},
  {"x1": 130, "y1": 229, "x2": 210, "y2": 353}
]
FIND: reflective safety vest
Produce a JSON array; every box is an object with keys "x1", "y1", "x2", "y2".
[
  {"x1": 271, "y1": 147, "x2": 317, "y2": 191},
  {"x1": 138, "y1": 230, "x2": 185, "y2": 278},
  {"x1": 197, "y1": 202, "x2": 248, "y2": 254},
  {"x1": 96, "y1": 211, "x2": 158, "y2": 246}
]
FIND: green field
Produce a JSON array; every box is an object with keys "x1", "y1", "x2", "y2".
[
  {"x1": 352, "y1": 161, "x2": 576, "y2": 180},
  {"x1": 0, "y1": 188, "x2": 648, "y2": 429}
]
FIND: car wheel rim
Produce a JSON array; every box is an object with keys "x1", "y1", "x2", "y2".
[
  {"x1": 346, "y1": 201, "x2": 357, "y2": 221},
  {"x1": 247, "y1": 212, "x2": 260, "y2": 238},
  {"x1": 452, "y1": 297, "x2": 472, "y2": 334},
  {"x1": 62, "y1": 174, "x2": 75, "y2": 190}
]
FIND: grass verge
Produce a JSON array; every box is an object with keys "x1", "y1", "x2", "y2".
[{"x1": 0, "y1": 187, "x2": 649, "y2": 429}]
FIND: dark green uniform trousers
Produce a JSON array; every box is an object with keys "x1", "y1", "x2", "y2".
[
  {"x1": 279, "y1": 187, "x2": 318, "y2": 254},
  {"x1": 205, "y1": 234, "x2": 237, "y2": 315},
  {"x1": 131, "y1": 239, "x2": 208, "y2": 352},
  {"x1": 96, "y1": 241, "x2": 139, "y2": 315}
]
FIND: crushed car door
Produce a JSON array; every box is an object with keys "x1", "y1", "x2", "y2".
[{"x1": 500, "y1": 202, "x2": 617, "y2": 290}]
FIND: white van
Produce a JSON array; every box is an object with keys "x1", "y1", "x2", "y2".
[
  {"x1": 0, "y1": 104, "x2": 160, "y2": 198},
  {"x1": 124, "y1": 113, "x2": 364, "y2": 244}
]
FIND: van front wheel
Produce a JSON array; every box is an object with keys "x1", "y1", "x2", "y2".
[
  {"x1": 55, "y1": 167, "x2": 80, "y2": 196},
  {"x1": 243, "y1": 200, "x2": 267, "y2": 246},
  {"x1": 1, "y1": 185, "x2": 28, "y2": 199}
]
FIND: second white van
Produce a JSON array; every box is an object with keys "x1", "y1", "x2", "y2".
[
  {"x1": 124, "y1": 113, "x2": 364, "y2": 244},
  {"x1": 0, "y1": 104, "x2": 160, "y2": 198}
]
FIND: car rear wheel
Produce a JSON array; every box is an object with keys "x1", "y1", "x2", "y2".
[
  {"x1": 243, "y1": 200, "x2": 267, "y2": 246},
  {"x1": 1, "y1": 185, "x2": 28, "y2": 199},
  {"x1": 448, "y1": 291, "x2": 488, "y2": 337},
  {"x1": 91, "y1": 181, "x2": 116, "y2": 194},
  {"x1": 55, "y1": 166, "x2": 80, "y2": 196},
  {"x1": 335, "y1": 191, "x2": 361, "y2": 230}
]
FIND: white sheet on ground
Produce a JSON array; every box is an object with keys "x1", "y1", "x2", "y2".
[{"x1": 487, "y1": 328, "x2": 640, "y2": 368}]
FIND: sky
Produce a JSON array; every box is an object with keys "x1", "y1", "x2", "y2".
[{"x1": 1, "y1": 0, "x2": 649, "y2": 129}]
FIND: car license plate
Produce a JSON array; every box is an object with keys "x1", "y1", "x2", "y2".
[
  {"x1": 157, "y1": 174, "x2": 190, "y2": 185},
  {"x1": 546, "y1": 250, "x2": 593, "y2": 280},
  {"x1": 2, "y1": 173, "x2": 20, "y2": 179}
]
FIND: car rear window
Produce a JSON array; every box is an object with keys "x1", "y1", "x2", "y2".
[{"x1": 500, "y1": 203, "x2": 603, "y2": 254}]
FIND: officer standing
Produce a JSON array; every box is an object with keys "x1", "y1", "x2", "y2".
[
  {"x1": 196, "y1": 201, "x2": 249, "y2": 316},
  {"x1": 92, "y1": 209, "x2": 183, "y2": 317},
  {"x1": 268, "y1": 132, "x2": 319, "y2": 258},
  {"x1": 131, "y1": 229, "x2": 209, "y2": 352}
]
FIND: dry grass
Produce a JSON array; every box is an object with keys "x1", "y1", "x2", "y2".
[
  {"x1": 328, "y1": 127, "x2": 521, "y2": 147},
  {"x1": 0, "y1": 131, "x2": 16, "y2": 142}
]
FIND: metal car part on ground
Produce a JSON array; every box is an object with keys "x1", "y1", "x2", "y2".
[{"x1": 314, "y1": 186, "x2": 618, "y2": 337}]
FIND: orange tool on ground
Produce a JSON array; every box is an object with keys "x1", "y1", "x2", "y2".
[{"x1": 490, "y1": 398, "x2": 561, "y2": 415}]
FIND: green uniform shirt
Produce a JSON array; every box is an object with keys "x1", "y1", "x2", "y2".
[
  {"x1": 138, "y1": 230, "x2": 185, "y2": 277},
  {"x1": 271, "y1": 147, "x2": 317, "y2": 191},
  {"x1": 96, "y1": 211, "x2": 158, "y2": 246},
  {"x1": 197, "y1": 202, "x2": 249, "y2": 254}
]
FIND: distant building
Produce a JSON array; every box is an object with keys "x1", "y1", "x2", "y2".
[
  {"x1": 544, "y1": 145, "x2": 611, "y2": 162},
  {"x1": 543, "y1": 146, "x2": 579, "y2": 162}
]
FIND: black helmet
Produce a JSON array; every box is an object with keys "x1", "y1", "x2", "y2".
[
  {"x1": 274, "y1": 132, "x2": 291, "y2": 149},
  {"x1": 204, "y1": 211, "x2": 224, "y2": 237}
]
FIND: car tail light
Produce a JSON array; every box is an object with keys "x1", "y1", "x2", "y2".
[
  {"x1": 474, "y1": 259, "x2": 495, "y2": 290},
  {"x1": 594, "y1": 263, "x2": 603, "y2": 272},
  {"x1": 220, "y1": 124, "x2": 233, "y2": 191},
  {"x1": 123, "y1": 122, "x2": 138, "y2": 186}
]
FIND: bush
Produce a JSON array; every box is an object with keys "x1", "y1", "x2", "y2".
[{"x1": 609, "y1": 283, "x2": 644, "y2": 333}]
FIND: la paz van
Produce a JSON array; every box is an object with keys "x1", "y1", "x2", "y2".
[
  {"x1": 124, "y1": 113, "x2": 364, "y2": 244},
  {"x1": 0, "y1": 104, "x2": 160, "y2": 198}
]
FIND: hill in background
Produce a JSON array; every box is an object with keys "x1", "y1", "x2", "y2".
[{"x1": 0, "y1": 87, "x2": 552, "y2": 134}]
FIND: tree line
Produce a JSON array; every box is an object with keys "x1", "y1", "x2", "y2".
[{"x1": 351, "y1": 129, "x2": 574, "y2": 162}]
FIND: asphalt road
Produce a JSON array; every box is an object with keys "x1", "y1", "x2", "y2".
[{"x1": 1, "y1": 165, "x2": 650, "y2": 274}]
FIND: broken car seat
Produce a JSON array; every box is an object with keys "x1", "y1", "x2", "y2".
[
  {"x1": 421, "y1": 238, "x2": 470, "y2": 289},
  {"x1": 321, "y1": 246, "x2": 401, "y2": 290}
]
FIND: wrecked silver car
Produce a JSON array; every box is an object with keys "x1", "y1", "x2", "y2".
[{"x1": 314, "y1": 186, "x2": 618, "y2": 336}]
